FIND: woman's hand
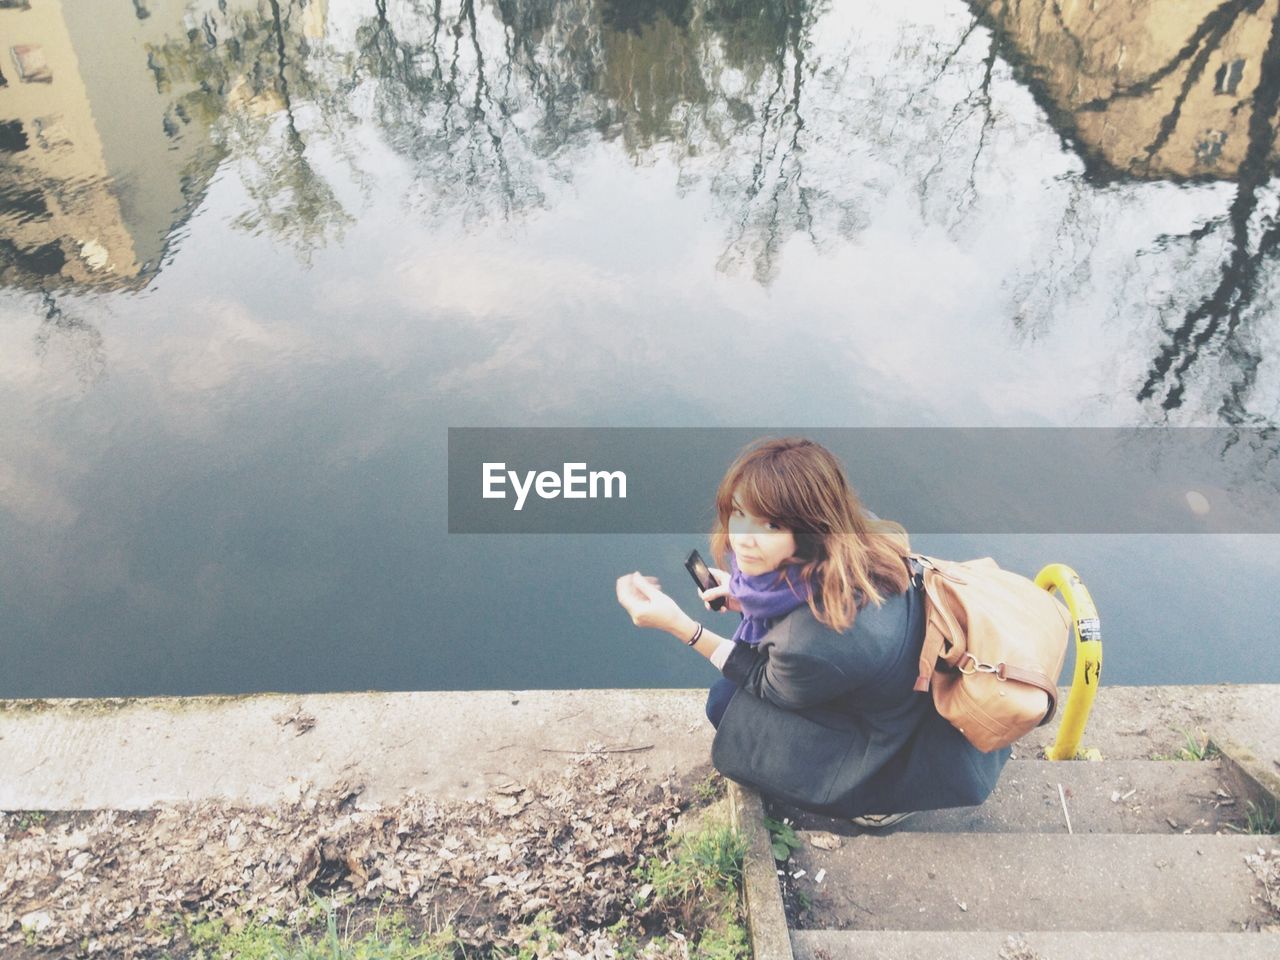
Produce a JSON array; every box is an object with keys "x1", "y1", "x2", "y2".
[
  {"x1": 700, "y1": 567, "x2": 743, "y2": 613},
  {"x1": 616, "y1": 571, "x2": 694, "y2": 636}
]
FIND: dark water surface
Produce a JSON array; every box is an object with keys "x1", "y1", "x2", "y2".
[{"x1": 2, "y1": 0, "x2": 1279, "y2": 697}]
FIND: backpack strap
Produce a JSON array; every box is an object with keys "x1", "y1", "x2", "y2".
[
  {"x1": 907, "y1": 556, "x2": 965, "y2": 694},
  {"x1": 1001, "y1": 664, "x2": 1060, "y2": 725}
]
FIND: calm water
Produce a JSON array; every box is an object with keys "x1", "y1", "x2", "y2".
[{"x1": 2, "y1": 0, "x2": 1279, "y2": 698}]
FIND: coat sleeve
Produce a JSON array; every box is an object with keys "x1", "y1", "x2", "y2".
[{"x1": 720, "y1": 639, "x2": 854, "y2": 710}]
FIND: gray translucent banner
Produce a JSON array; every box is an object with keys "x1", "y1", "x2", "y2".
[{"x1": 447, "y1": 428, "x2": 1280, "y2": 534}]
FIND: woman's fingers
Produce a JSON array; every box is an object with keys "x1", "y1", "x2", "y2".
[
  {"x1": 618, "y1": 572, "x2": 666, "y2": 624},
  {"x1": 616, "y1": 571, "x2": 685, "y2": 632},
  {"x1": 615, "y1": 572, "x2": 638, "y2": 607},
  {"x1": 618, "y1": 578, "x2": 653, "y2": 627},
  {"x1": 699, "y1": 582, "x2": 731, "y2": 611},
  {"x1": 709, "y1": 567, "x2": 731, "y2": 586},
  {"x1": 631, "y1": 571, "x2": 661, "y2": 599},
  {"x1": 616, "y1": 572, "x2": 650, "y2": 609}
]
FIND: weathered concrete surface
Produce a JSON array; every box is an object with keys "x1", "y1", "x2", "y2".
[
  {"x1": 1023, "y1": 684, "x2": 1280, "y2": 769},
  {"x1": 0, "y1": 690, "x2": 715, "y2": 810},
  {"x1": 728, "y1": 782, "x2": 794, "y2": 960},
  {"x1": 787, "y1": 833, "x2": 1271, "y2": 931},
  {"x1": 2, "y1": 684, "x2": 1277, "y2": 811},
  {"x1": 774, "y1": 759, "x2": 1240, "y2": 835},
  {"x1": 1024, "y1": 683, "x2": 1280, "y2": 814},
  {"x1": 766, "y1": 684, "x2": 1280, "y2": 954},
  {"x1": 792, "y1": 930, "x2": 1280, "y2": 960}
]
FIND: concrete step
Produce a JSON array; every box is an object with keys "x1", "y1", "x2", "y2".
[
  {"x1": 768, "y1": 760, "x2": 1242, "y2": 835},
  {"x1": 1024, "y1": 684, "x2": 1268, "y2": 762},
  {"x1": 779, "y1": 833, "x2": 1275, "y2": 932},
  {"x1": 791, "y1": 930, "x2": 1280, "y2": 960}
]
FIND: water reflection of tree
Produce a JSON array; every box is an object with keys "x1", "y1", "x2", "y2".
[
  {"x1": 962, "y1": 0, "x2": 1279, "y2": 422},
  {"x1": 1129, "y1": 5, "x2": 1280, "y2": 423},
  {"x1": 884, "y1": 16, "x2": 1000, "y2": 230},
  {"x1": 703, "y1": 0, "x2": 822, "y2": 284},
  {"x1": 345, "y1": 0, "x2": 848, "y2": 280},
  {"x1": 351, "y1": 0, "x2": 564, "y2": 225},
  {"x1": 206, "y1": 0, "x2": 1280, "y2": 418},
  {"x1": 148, "y1": 0, "x2": 355, "y2": 263},
  {"x1": 32, "y1": 291, "x2": 107, "y2": 387},
  {"x1": 11, "y1": 0, "x2": 1272, "y2": 424},
  {"x1": 238, "y1": 0, "x2": 1280, "y2": 421}
]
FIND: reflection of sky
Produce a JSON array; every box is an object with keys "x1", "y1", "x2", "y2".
[{"x1": 1, "y1": 0, "x2": 1278, "y2": 696}]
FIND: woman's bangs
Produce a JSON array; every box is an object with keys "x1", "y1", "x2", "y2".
[{"x1": 732, "y1": 458, "x2": 794, "y2": 525}]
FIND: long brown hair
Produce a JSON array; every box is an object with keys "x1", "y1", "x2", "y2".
[{"x1": 710, "y1": 437, "x2": 911, "y2": 632}]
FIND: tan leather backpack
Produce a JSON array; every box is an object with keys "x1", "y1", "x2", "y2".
[{"x1": 909, "y1": 555, "x2": 1071, "y2": 753}]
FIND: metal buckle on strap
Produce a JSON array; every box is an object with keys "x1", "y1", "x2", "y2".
[
  {"x1": 907, "y1": 557, "x2": 925, "y2": 591},
  {"x1": 958, "y1": 654, "x2": 1008, "y2": 679}
]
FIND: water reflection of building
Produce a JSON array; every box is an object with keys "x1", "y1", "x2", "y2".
[
  {"x1": 598, "y1": 4, "x2": 708, "y2": 153},
  {"x1": 972, "y1": 0, "x2": 1279, "y2": 181},
  {"x1": 0, "y1": 0, "x2": 327, "y2": 293}
]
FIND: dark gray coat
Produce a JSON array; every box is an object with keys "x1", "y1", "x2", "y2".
[{"x1": 711, "y1": 586, "x2": 1010, "y2": 818}]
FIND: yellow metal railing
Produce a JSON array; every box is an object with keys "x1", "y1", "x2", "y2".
[{"x1": 1035, "y1": 563, "x2": 1102, "y2": 761}]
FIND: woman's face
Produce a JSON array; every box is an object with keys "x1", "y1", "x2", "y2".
[{"x1": 728, "y1": 497, "x2": 797, "y2": 575}]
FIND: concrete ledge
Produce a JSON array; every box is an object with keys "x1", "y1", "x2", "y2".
[
  {"x1": 1022, "y1": 683, "x2": 1280, "y2": 764},
  {"x1": 792, "y1": 930, "x2": 1280, "y2": 960},
  {"x1": 1210, "y1": 736, "x2": 1280, "y2": 815},
  {"x1": 780, "y1": 832, "x2": 1271, "y2": 931},
  {"x1": 4, "y1": 685, "x2": 1276, "y2": 813},
  {"x1": 0, "y1": 689, "x2": 715, "y2": 810},
  {"x1": 727, "y1": 780, "x2": 794, "y2": 960}
]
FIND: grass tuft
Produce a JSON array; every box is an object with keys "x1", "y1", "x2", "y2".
[
  {"x1": 692, "y1": 772, "x2": 727, "y2": 805},
  {"x1": 1151, "y1": 727, "x2": 1219, "y2": 761},
  {"x1": 1244, "y1": 799, "x2": 1280, "y2": 836},
  {"x1": 637, "y1": 821, "x2": 745, "y2": 903},
  {"x1": 633, "y1": 821, "x2": 749, "y2": 959},
  {"x1": 177, "y1": 896, "x2": 460, "y2": 960},
  {"x1": 7, "y1": 810, "x2": 48, "y2": 832}
]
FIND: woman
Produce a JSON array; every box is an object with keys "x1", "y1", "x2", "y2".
[{"x1": 615, "y1": 437, "x2": 1010, "y2": 826}]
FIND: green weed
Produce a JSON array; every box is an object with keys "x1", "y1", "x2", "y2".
[
  {"x1": 178, "y1": 896, "x2": 460, "y2": 960},
  {"x1": 637, "y1": 822, "x2": 746, "y2": 903},
  {"x1": 691, "y1": 920, "x2": 749, "y2": 960},
  {"x1": 693, "y1": 772, "x2": 726, "y2": 805},
  {"x1": 634, "y1": 822, "x2": 749, "y2": 960},
  {"x1": 1152, "y1": 728, "x2": 1218, "y2": 761},
  {"x1": 1177, "y1": 728, "x2": 1218, "y2": 761},
  {"x1": 762, "y1": 815, "x2": 802, "y2": 862},
  {"x1": 10, "y1": 810, "x2": 48, "y2": 832},
  {"x1": 1245, "y1": 800, "x2": 1280, "y2": 835},
  {"x1": 495, "y1": 910, "x2": 560, "y2": 960},
  {"x1": 606, "y1": 917, "x2": 643, "y2": 959}
]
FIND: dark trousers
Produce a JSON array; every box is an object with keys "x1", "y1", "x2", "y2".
[{"x1": 705, "y1": 676, "x2": 738, "y2": 729}]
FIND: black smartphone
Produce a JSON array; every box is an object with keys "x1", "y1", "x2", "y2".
[{"x1": 685, "y1": 550, "x2": 726, "y2": 611}]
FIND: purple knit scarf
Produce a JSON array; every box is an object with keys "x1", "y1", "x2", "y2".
[{"x1": 729, "y1": 553, "x2": 812, "y2": 645}]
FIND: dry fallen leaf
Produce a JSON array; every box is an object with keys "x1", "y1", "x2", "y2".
[
  {"x1": 808, "y1": 832, "x2": 843, "y2": 850},
  {"x1": 273, "y1": 707, "x2": 317, "y2": 736}
]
